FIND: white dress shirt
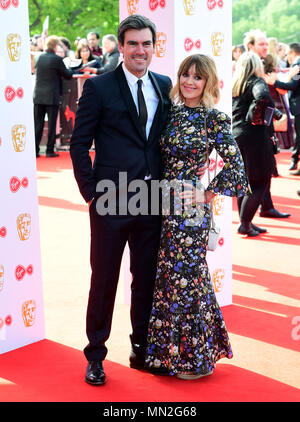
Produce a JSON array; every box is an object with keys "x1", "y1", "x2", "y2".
[{"x1": 122, "y1": 63, "x2": 159, "y2": 139}]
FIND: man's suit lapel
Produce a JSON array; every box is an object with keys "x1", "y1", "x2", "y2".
[
  {"x1": 148, "y1": 71, "x2": 164, "y2": 144},
  {"x1": 115, "y1": 63, "x2": 146, "y2": 143}
]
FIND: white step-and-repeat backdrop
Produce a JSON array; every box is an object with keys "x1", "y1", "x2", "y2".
[
  {"x1": 120, "y1": 0, "x2": 233, "y2": 307},
  {"x1": 0, "y1": 0, "x2": 45, "y2": 353}
]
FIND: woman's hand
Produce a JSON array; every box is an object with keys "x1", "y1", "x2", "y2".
[
  {"x1": 196, "y1": 161, "x2": 208, "y2": 178},
  {"x1": 179, "y1": 184, "x2": 216, "y2": 205},
  {"x1": 204, "y1": 190, "x2": 216, "y2": 203}
]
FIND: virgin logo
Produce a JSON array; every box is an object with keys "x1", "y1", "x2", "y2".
[
  {"x1": 10, "y1": 176, "x2": 29, "y2": 193},
  {"x1": 149, "y1": 0, "x2": 166, "y2": 10},
  {"x1": 4, "y1": 86, "x2": 23, "y2": 102},
  {"x1": 207, "y1": 0, "x2": 223, "y2": 10},
  {"x1": 0, "y1": 0, "x2": 18, "y2": 10},
  {"x1": 15, "y1": 264, "x2": 33, "y2": 281},
  {"x1": 209, "y1": 158, "x2": 216, "y2": 172},
  {"x1": 0, "y1": 227, "x2": 7, "y2": 238},
  {"x1": 184, "y1": 38, "x2": 201, "y2": 52},
  {"x1": 0, "y1": 316, "x2": 12, "y2": 330}
]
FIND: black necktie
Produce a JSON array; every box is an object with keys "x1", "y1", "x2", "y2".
[{"x1": 137, "y1": 79, "x2": 148, "y2": 136}]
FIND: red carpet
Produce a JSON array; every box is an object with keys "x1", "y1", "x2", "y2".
[{"x1": 0, "y1": 150, "x2": 299, "y2": 403}]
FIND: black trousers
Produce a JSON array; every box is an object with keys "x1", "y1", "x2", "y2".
[
  {"x1": 237, "y1": 178, "x2": 270, "y2": 224},
  {"x1": 84, "y1": 198, "x2": 161, "y2": 362},
  {"x1": 34, "y1": 104, "x2": 59, "y2": 154},
  {"x1": 291, "y1": 113, "x2": 300, "y2": 163},
  {"x1": 260, "y1": 178, "x2": 274, "y2": 212}
]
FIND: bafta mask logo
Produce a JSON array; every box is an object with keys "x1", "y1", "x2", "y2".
[
  {"x1": 0, "y1": 265, "x2": 4, "y2": 291},
  {"x1": 211, "y1": 268, "x2": 225, "y2": 293},
  {"x1": 211, "y1": 32, "x2": 224, "y2": 56},
  {"x1": 22, "y1": 300, "x2": 36, "y2": 327},
  {"x1": 127, "y1": 0, "x2": 139, "y2": 15},
  {"x1": 155, "y1": 32, "x2": 167, "y2": 58},
  {"x1": 7, "y1": 33, "x2": 21, "y2": 62},
  {"x1": 183, "y1": 0, "x2": 196, "y2": 15},
  {"x1": 12, "y1": 124, "x2": 26, "y2": 152},
  {"x1": 17, "y1": 213, "x2": 31, "y2": 241},
  {"x1": 212, "y1": 195, "x2": 225, "y2": 216}
]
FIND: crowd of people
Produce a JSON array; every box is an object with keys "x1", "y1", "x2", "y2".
[
  {"x1": 232, "y1": 29, "x2": 300, "y2": 234},
  {"x1": 30, "y1": 31, "x2": 120, "y2": 156}
]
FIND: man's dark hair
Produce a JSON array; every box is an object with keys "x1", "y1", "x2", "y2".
[
  {"x1": 59, "y1": 37, "x2": 71, "y2": 50},
  {"x1": 88, "y1": 32, "x2": 100, "y2": 40},
  {"x1": 118, "y1": 14, "x2": 156, "y2": 46},
  {"x1": 289, "y1": 42, "x2": 300, "y2": 55}
]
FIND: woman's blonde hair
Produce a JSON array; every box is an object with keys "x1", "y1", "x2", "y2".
[
  {"x1": 170, "y1": 54, "x2": 220, "y2": 108},
  {"x1": 232, "y1": 52, "x2": 264, "y2": 97}
]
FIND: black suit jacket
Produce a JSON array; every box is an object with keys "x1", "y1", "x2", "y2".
[
  {"x1": 97, "y1": 47, "x2": 120, "y2": 75},
  {"x1": 33, "y1": 51, "x2": 74, "y2": 105},
  {"x1": 70, "y1": 63, "x2": 172, "y2": 203},
  {"x1": 274, "y1": 58, "x2": 300, "y2": 116}
]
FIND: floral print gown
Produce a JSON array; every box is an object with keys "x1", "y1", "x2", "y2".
[{"x1": 145, "y1": 105, "x2": 249, "y2": 376}]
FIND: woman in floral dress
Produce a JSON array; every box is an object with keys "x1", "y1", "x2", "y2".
[{"x1": 145, "y1": 55, "x2": 249, "y2": 380}]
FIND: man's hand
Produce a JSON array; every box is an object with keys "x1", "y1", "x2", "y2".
[{"x1": 80, "y1": 67, "x2": 97, "y2": 74}]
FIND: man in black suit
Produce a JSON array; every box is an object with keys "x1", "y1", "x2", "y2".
[
  {"x1": 267, "y1": 43, "x2": 300, "y2": 174},
  {"x1": 33, "y1": 36, "x2": 74, "y2": 157},
  {"x1": 70, "y1": 15, "x2": 172, "y2": 385}
]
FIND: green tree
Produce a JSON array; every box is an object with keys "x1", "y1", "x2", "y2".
[
  {"x1": 29, "y1": 0, "x2": 119, "y2": 48},
  {"x1": 233, "y1": 0, "x2": 300, "y2": 45}
]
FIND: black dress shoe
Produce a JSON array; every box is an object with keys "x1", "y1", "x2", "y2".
[
  {"x1": 237, "y1": 223, "x2": 260, "y2": 237},
  {"x1": 129, "y1": 349, "x2": 145, "y2": 369},
  {"x1": 289, "y1": 162, "x2": 298, "y2": 171},
  {"x1": 251, "y1": 223, "x2": 267, "y2": 233},
  {"x1": 85, "y1": 360, "x2": 106, "y2": 385},
  {"x1": 46, "y1": 152, "x2": 59, "y2": 157},
  {"x1": 260, "y1": 208, "x2": 290, "y2": 218}
]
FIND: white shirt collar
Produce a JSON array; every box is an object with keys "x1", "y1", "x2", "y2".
[
  {"x1": 122, "y1": 62, "x2": 150, "y2": 87},
  {"x1": 292, "y1": 56, "x2": 300, "y2": 65}
]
